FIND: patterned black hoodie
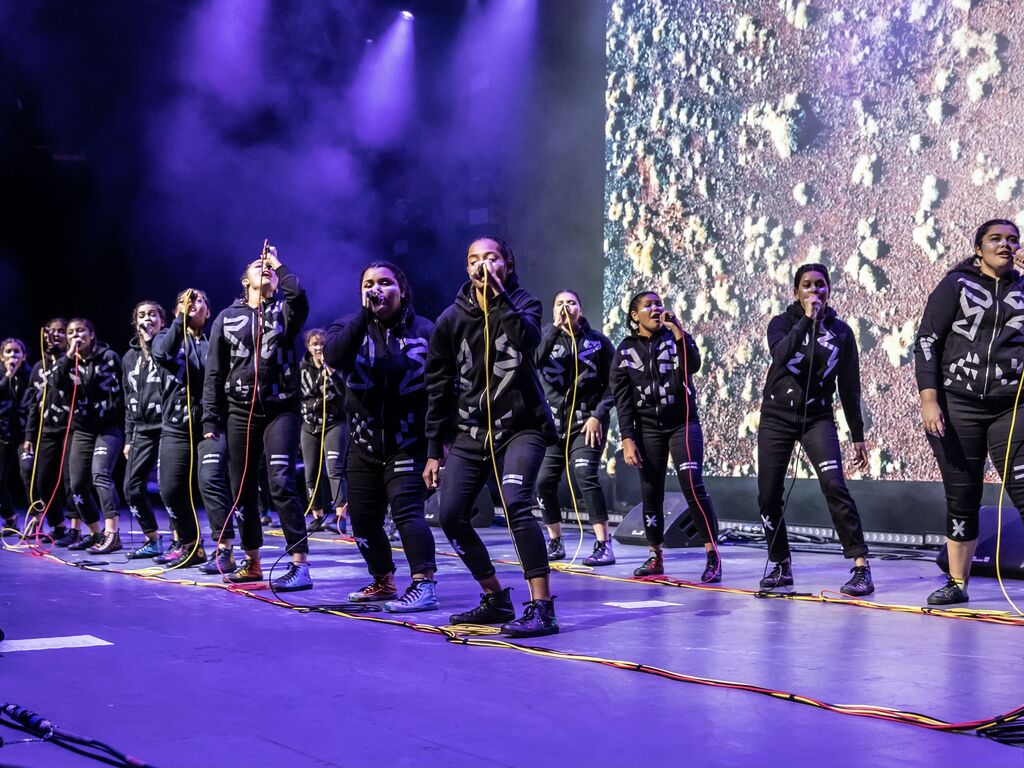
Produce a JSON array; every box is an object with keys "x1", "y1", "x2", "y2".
[
  {"x1": 425, "y1": 274, "x2": 556, "y2": 459},
  {"x1": 324, "y1": 307, "x2": 432, "y2": 457},
  {"x1": 298, "y1": 353, "x2": 347, "y2": 434},
  {"x1": 535, "y1": 317, "x2": 616, "y2": 440},
  {"x1": 202, "y1": 265, "x2": 309, "y2": 433},
  {"x1": 915, "y1": 257, "x2": 1024, "y2": 401},
  {"x1": 151, "y1": 314, "x2": 209, "y2": 435},
  {"x1": 611, "y1": 326, "x2": 702, "y2": 439},
  {"x1": 0, "y1": 364, "x2": 32, "y2": 444},
  {"x1": 123, "y1": 337, "x2": 176, "y2": 442},
  {"x1": 53, "y1": 342, "x2": 124, "y2": 433},
  {"x1": 25, "y1": 351, "x2": 72, "y2": 437},
  {"x1": 760, "y1": 302, "x2": 865, "y2": 442}
]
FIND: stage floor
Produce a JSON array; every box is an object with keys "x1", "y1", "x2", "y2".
[{"x1": 2, "y1": 520, "x2": 1022, "y2": 768}]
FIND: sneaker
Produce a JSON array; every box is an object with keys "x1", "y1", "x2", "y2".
[
  {"x1": 348, "y1": 573, "x2": 398, "y2": 602},
  {"x1": 55, "y1": 528, "x2": 81, "y2": 548},
  {"x1": 68, "y1": 532, "x2": 104, "y2": 551},
  {"x1": 307, "y1": 515, "x2": 328, "y2": 534},
  {"x1": 162, "y1": 541, "x2": 207, "y2": 568},
  {"x1": 87, "y1": 531, "x2": 121, "y2": 554},
  {"x1": 200, "y1": 547, "x2": 236, "y2": 575},
  {"x1": 449, "y1": 588, "x2": 516, "y2": 625},
  {"x1": 260, "y1": 513, "x2": 273, "y2": 526},
  {"x1": 840, "y1": 565, "x2": 874, "y2": 597},
  {"x1": 633, "y1": 551, "x2": 664, "y2": 577},
  {"x1": 225, "y1": 558, "x2": 263, "y2": 584},
  {"x1": 384, "y1": 579, "x2": 439, "y2": 613},
  {"x1": 127, "y1": 538, "x2": 164, "y2": 560},
  {"x1": 272, "y1": 563, "x2": 313, "y2": 592},
  {"x1": 546, "y1": 537, "x2": 566, "y2": 561},
  {"x1": 582, "y1": 540, "x2": 616, "y2": 566},
  {"x1": 47, "y1": 524, "x2": 66, "y2": 542},
  {"x1": 759, "y1": 559, "x2": 794, "y2": 590},
  {"x1": 701, "y1": 549, "x2": 722, "y2": 584},
  {"x1": 155, "y1": 540, "x2": 183, "y2": 564},
  {"x1": 927, "y1": 576, "x2": 969, "y2": 606},
  {"x1": 501, "y1": 598, "x2": 559, "y2": 638}
]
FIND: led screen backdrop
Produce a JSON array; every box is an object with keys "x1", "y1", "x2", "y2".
[{"x1": 604, "y1": 0, "x2": 1024, "y2": 481}]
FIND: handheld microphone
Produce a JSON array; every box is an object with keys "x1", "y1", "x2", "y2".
[
  {"x1": 365, "y1": 289, "x2": 382, "y2": 307},
  {"x1": 663, "y1": 311, "x2": 678, "y2": 327},
  {"x1": 475, "y1": 263, "x2": 488, "y2": 281},
  {"x1": 261, "y1": 239, "x2": 271, "y2": 265}
]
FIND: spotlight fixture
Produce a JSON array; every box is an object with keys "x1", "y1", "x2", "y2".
[{"x1": 400, "y1": 10, "x2": 414, "y2": 20}]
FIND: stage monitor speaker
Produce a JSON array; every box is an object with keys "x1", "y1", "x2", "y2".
[
  {"x1": 613, "y1": 493, "x2": 705, "y2": 548},
  {"x1": 424, "y1": 485, "x2": 495, "y2": 529},
  {"x1": 935, "y1": 505, "x2": 1024, "y2": 579}
]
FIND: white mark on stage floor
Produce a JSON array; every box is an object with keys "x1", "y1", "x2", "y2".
[
  {"x1": 1, "y1": 635, "x2": 113, "y2": 652},
  {"x1": 604, "y1": 600, "x2": 683, "y2": 609}
]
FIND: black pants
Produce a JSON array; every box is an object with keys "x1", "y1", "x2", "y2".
[
  {"x1": 198, "y1": 434, "x2": 234, "y2": 544},
  {"x1": 439, "y1": 431, "x2": 549, "y2": 581},
  {"x1": 536, "y1": 433, "x2": 608, "y2": 525},
  {"x1": 0, "y1": 440, "x2": 27, "y2": 521},
  {"x1": 124, "y1": 429, "x2": 161, "y2": 535},
  {"x1": 636, "y1": 421, "x2": 719, "y2": 546},
  {"x1": 68, "y1": 427, "x2": 123, "y2": 526},
  {"x1": 30, "y1": 430, "x2": 73, "y2": 526},
  {"x1": 347, "y1": 449, "x2": 435, "y2": 576},
  {"x1": 226, "y1": 405, "x2": 306, "y2": 554},
  {"x1": 158, "y1": 429, "x2": 201, "y2": 544},
  {"x1": 757, "y1": 412, "x2": 867, "y2": 561},
  {"x1": 927, "y1": 392, "x2": 1024, "y2": 541},
  {"x1": 300, "y1": 424, "x2": 347, "y2": 511}
]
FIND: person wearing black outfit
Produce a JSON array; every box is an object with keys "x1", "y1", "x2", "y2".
[
  {"x1": 535, "y1": 290, "x2": 617, "y2": 566},
  {"x1": 611, "y1": 291, "x2": 722, "y2": 583},
  {"x1": 424, "y1": 237, "x2": 559, "y2": 638},
  {"x1": 123, "y1": 301, "x2": 176, "y2": 558},
  {"x1": 57, "y1": 318, "x2": 125, "y2": 554},
  {"x1": 299, "y1": 329, "x2": 348, "y2": 535},
  {"x1": 203, "y1": 246, "x2": 312, "y2": 591},
  {"x1": 324, "y1": 261, "x2": 438, "y2": 613},
  {"x1": 0, "y1": 339, "x2": 32, "y2": 532},
  {"x1": 916, "y1": 220, "x2": 1024, "y2": 605},
  {"x1": 756, "y1": 264, "x2": 872, "y2": 596},
  {"x1": 23, "y1": 319, "x2": 75, "y2": 544}
]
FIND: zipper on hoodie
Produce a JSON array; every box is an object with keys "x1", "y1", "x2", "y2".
[{"x1": 982, "y1": 276, "x2": 1001, "y2": 399}]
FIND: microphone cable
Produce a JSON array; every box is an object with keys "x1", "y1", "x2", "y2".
[
  {"x1": 554, "y1": 304, "x2": 589, "y2": 573},
  {"x1": 992, "y1": 343, "x2": 1024, "y2": 615}
]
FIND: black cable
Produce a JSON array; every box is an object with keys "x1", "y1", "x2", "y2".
[{"x1": 0, "y1": 707, "x2": 157, "y2": 768}]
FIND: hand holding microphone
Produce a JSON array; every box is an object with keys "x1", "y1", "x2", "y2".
[{"x1": 363, "y1": 288, "x2": 383, "y2": 310}]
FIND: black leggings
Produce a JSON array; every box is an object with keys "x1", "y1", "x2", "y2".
[
  {"x1": 226, "y1": 405, "x2": 306, "y2": 554},
  {"x1": 635, "y1": 421, "x2": 718, "y2": 547},
  {"x1": 159, "y1": 429, "x2": 199, "y2": 544},
  {"x1": 927, "y1": 392, "x2": 1024, "y2": 542},
  {"x1": 0, "y1": 440, "x2": 26, "y2": 521},
  {"x1": 30, "y1": 430, "x2": 73, "y2": 526},
  {"x1": 300, "y1": 424, "x2": 347, "y2": 511},
  {"x1": 439, "y1": 431, "x2": 549, "y2": 581},
  {"x1": 124, "y1": 429, "x2": 161, "y2": 535},
  {"x1": 68, "y1": 427, "x2": 123, "y2": 525},
  {"x1": 198, "y1": 434, "x2": 234, "y2": 544},
  {"x1": 757, "y1": 412, "x2": 867, "y2": 561},
  {"x1": 536, "y1": 433, "x2": 608, "y2": 525},
  {"x1": 346, "y1": 449, "x2": 435, "y2": 577}
]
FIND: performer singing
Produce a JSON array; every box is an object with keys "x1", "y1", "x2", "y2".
[
  {"x1": 535, "y1": 290, "x2": 617, "y2": 565},
  {"x1": 0, "y1": 339, "x2": 32, "y2": 532},
  {"x1": 916, "y1": 220, "x2": 1024, "y2": 605},
  {"x1": 611, "y1": 291, "x2": 722, "y2": 582},
  {"x1": 756, "y1": 264, "x2": 872, "y2": 596},
  {"x1": 324, "y1": 262, "x2": 438, "y2": 612},
  {"x1": 202, "y1": 246, "x2": 312, "y2": 590},
  {"x1": 424, "y1": 237, "x2": 559, "y2": 637}
]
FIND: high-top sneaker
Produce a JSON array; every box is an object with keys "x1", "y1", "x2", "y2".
[
  {"x1": 154, "y1": 540, "x2": 182, "y2": 564},
  {"x1": 840, "y1": 564, "x2": 874, "y2": 597},
  {"x1": 633, "y1": 550, "x2": 664, "y2": 577},
  {"x1": 271, "y1": 562, "x2": 313, "y2": 592},
  {"x1": 68, "y1": 532, "x2": 104, "y2": 551},
  {"x1": 582, "y1": 539, "x2": 616, "y2": 566},
  {"x1": 199, "y1": 547, "x2": 236, "y2": 575},
  {"x1": 501, "y1": 598, "x2": 559, "y2": 638},
  {"x1": 384, "y1": 579, "x2": 439, "y2": 613},
  {"x1": 701, "y1": 549, "x2": 722, "y2": 583},
  {"x1": 306, "y1": 515, "x2": 329, "y2": 534},
  {"x1": 759, "y1": 559, "x2": 794, "y2": 590},
  {"x1": 127, "y1": 538, "x2": 164, "y2": 559},
  {"x1": 546, "y1": 537, "x2": 566, "y2": 561},
  {"x1": 225, "y1": 557, "x2": 263, "y2": 584},
  {"x1": 162, "y1": 541, "x2": 207, "y2": 568},
  {"x1": 927, "y1": 576, "x2": 969, "y2": 605},
  {"x1": 55, "y1": 528, "x2": 81, "y2": 548},
  {"x1": 88, "y1": 531, "x2": 122, "y2": 554},
  {"x1": 348, "y1": 573, "x2": 398, "y2": 602},
  {"x1": 449, "y1": 588, "x2": 516, "y2": 625}
]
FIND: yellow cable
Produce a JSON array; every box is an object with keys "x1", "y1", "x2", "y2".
[
  {"x1": 994, "y1": 370, "x2": 1024, "y2": 615},
  {"x1": 26, "y1": 327, "x2": 48, "y2": 521},
  {"x1": 559, "y1": 308, "x2": 589, "y2": 572}
]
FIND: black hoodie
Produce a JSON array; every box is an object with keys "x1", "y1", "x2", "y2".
[
  {"x1": 611, "y1": 326, "x2": 702, "y2": 439},
  {"x1": 53, "y1": 342, "x2": 124, "y2": 433},
  {"x1": 324, "y1": 307, "x2": 432, "y2": 457},
  {"x1": 536, "y1": 317, "x2": 616, "y2": 440},
  {"x1": 123, "y1": 338, "x2": 176, "y2": 442},
  {"x1": 25, "y1": 351, "x2": 72, "y2": 437},
  {"x1": 151, "y1": 314, "x2": 210, "y2": 435},
  {"x1": 760, "y1": 302, "x2": 865, "y2": 442},
  {"x1": 299, "y1": 354, "x2": 347, "y2": 433},
  {"x1": 425, "y1": 275, "x2": 556, "y2": 459},
  {"x1": 0, "y1": 364, "x2": 32, "y2": 445},
  {"x1": 915, "y1": 257, "x2": 1024, "y2": 401},
  {"x1": 202, "y1": 265, "x2": 309, "y2": 433}
]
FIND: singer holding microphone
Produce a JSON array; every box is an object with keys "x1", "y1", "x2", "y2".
[
  {"x1": 0, "y1": 338, "x2": 32, "y2": 533},
  {"x1": 756, "y1": 263, "x2": 872, "y2": 595},
  {"x1": 535, "y1": 290, "x2": 618, "y2": 565},
  {"x1": 323, "y1": 262, "x2": 439, "y2": 612},
  {"x1": 611, "y1": 291, "x2": 721, "y2": 582},
  {"x1": 203, "y1": 245, "x2": 312, "y2": 590}
]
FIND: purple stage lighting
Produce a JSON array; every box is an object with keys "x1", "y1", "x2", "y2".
[
  {"x1": 350, "y1": 13, "x2": 416, "y2": 147},
  {"x1": 400, "y1": 10, "x2": 414, "y2": 21}
]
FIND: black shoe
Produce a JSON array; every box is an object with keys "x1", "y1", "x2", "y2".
[
  {"x1": 200, "y1": 547, "x2": 236, "y2": 575},
  {"x1": 68, "y1": 532, "x2": 104, "y2": 551},
  {"x1": 840, "y1": 565, "x2": 874, "y2": 597},
  {"x1": 307, "y1": 515, "x2": 328, "y2": 534},
  {"x1": 701, "y1": 549, "x2": 722, "y2": 584},
  {"x1": 501, "y1": 598, "x2": 559, "y2": 638},
  {"x1": 260, "y1": 513, "x2": 273, "y2": 526},
  {"x1": 927, "y1": 576, "x2": 969, "y2": 606},
  {"x1": 546, "y1": 537, "x2": 566, "y2": 561},
  {"x1": 449, "y1": 588, "x2": 516, "y2": 625},
  {"x1": 54, "y1": 528, "x2": 81, "y2": 548},
  {"x1": 633, "y1": 551, "x2": 664, "y2": 577},
  {"x1": 759, "y1": 560, "x2": 793, "y2": 590}
]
